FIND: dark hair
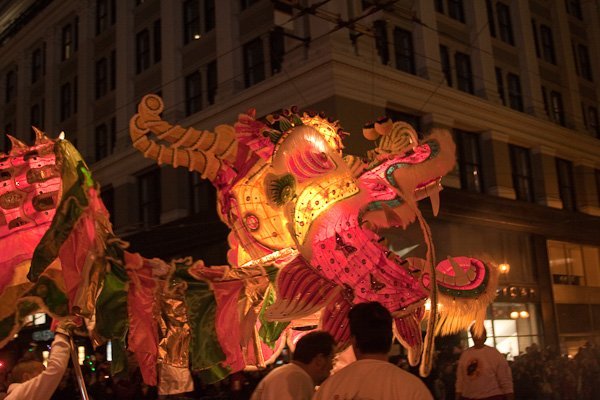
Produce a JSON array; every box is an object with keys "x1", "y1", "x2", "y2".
[
  {"x1": 293, "y1": 331, "x2": 336, "y2": 364},
  {"x1": 349, "y1": 302, "x2": 393, "y2": 354}
]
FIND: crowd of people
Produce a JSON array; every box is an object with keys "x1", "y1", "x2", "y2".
[
  {"x1": 424, "y1": 341, "x2": 600, "y2": 400},
  {"x1": 1, "y1": 310, "x2": 600, "y2": 399}
]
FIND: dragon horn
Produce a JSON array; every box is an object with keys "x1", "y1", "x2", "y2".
[
  {"x1": 135, "y1": 94, "x2": 234, "y2": 153},
  {"x1": 130, "y1": 112, "x2": 236, "y2": 182},
  {"x1": 32, "y1": 126, "x2": 51, "y2": 145},
  {"x1": 7, "y1": 135, "x2": 28, "y2": 154}
]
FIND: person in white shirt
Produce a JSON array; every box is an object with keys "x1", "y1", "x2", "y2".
[
  {"x1": 5, "y1": 318, "x2": 77, "y2": 400},
  {"x1": 251, "y1": 331, "x2": 336, "y2": 400},
  {"x1": 313, "y1": 302, "x2": 433, "y2": 400},
  {"x1": 455, "y1": 325, "x2": 514, "y2": 400}
]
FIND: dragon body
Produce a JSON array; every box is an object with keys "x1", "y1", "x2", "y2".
[
  {"x1": 130, "y1": 95, "x2": 499, "y2": 376},
  {"x1": 0, "y1": 94, "x2": 498, "y2": 388}
]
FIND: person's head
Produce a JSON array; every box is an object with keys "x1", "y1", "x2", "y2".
[
  {"x1": 94, "y1": 346, "x2": 106, "y2": 364},
  {"x1": 8, "y1": 360, "x2": 45, "y2": 384},
  {"x1": 349, "y1": 302, "x2": 393, "y2": 357},
  {"x1": 292, "y1": 331, "x2": 336, "y2": 385},
  {"x1": 469, "y1": 324, "x2": 487, "y2": 347}
]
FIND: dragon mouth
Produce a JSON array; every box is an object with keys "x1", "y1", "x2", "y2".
[{"x1": 414, "y1": 178, "x2": 442, "y2": 216}]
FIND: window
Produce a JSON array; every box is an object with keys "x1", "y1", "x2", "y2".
[
  {"x1": 60, "y1": 82, "x2": 72, "y2": 121},
  {"x1": 95, "y1": 123, "x2": 108, "y2": 161},
  {"x1": 496, "y1": 2, "x2": 514, "y2": 45},
  {"x1": 96, "y1": 0, "x2": 115, "y2": 35},
  {"x1": 455, "y1": 130, "x2": 483, "y2": 193},
  {"x1": 185, "y1": 71, "x2": 202, "y2": 116},
  {"x1": 93, "y1": 118, "x2": 115, "y2": 160},
  {"x1": 241, "y1": 0, "x2": 260, "y2": 10},
  {"x1": 455, "y1": 52, "x2": 473, "y2": 94},
  {"x1": 556, "y1": 158, "x2": 576, "y2": 211},
  {"x1": 548, "y1": 240, "x2": 600, "y2": 287},
  {"x1": 486, "y1": 0, "x2": 496, "y2": 37},
  {"x1": 539, "y1": 25, "x2": 556, "y2": 64},
  {"x1": 597, "y1": 169, "x2": 600, "y2": 206},
  {"x1": 565, "y1": 0, "x2": 583, "y2": 20},
  {"x1": 95, "y1": 58, "x2": 108, "y2": 99},
  {"x1": 531, "y1": 20, "x2": 540, "y2": 57},
  {"x1": 110, "y1": 117, "x2": 116, "y2": 153},
  {"x1": 100, "y1": 186, "x2": 115, "y2": 225},
  {"x1": 96, "y1": 0, "x2": 107, "y2": 34},
  {"x1": 243, "y1": 37, "x2": 265, "y2": 88},
  {"x1": 190, "y1": 173, "x2": 217, "y2": 216},
  {"x1": 153, "y1": 20, "x2": 161, "y2": 63},
  {"x1": 204, "y1": 0, "x2": 215, "y2": 32},
  {"x1": 183, "y1": 0, "x2": 200, "y2": 44},
  {"x1": 5, "y1": 70, "x2": 16, "y2": 103},
  {"x1": 510, "y1": 145, "x2": 534, "y2": 202},
  {"x1": 136, "y1": 29, "x2": 150, "y2": 74},
  {"x1": 0, "y1": 130, "x2": 10, "y2": 154},
  {"x1": 270, "y1": 26, "x2": 286, "y2": 72},
  {"x1": 62, "y1": 24, "x2": 73, "y2": 61},
  {"x1": 507, "y1": 73, "x2": 523, "y2": 111},
  {"x1": 495, "y1": 67, "x2": 505, "y2": 105},
  {"x1": 471, "y1": 303, "x2": 540, "y2": 361},
  {"x1": 576, "y1": 44, "x2": 592, "y2": 81},
  {"x1": 74, "y1": 17, "x2": 79, "y2": 51},
  {"x1": 550, "y1": 91, "x2": 565, "y2": 126},
  {"x1": 384, "y1": 109, "x2": 422, "y2": 138},
  {"x1": 138, "y1": 169, "x2": 161, "y2": 227},
  {"x1": 207, "y1": 61, "x2": 217, "y2": 105},
  {"x1": 74, "y1": 76, "x2": 79, "y2": 114},
  {"x1": 447, "y1": 0, "x2": 465, "y2": 23},
  {"x1": 109, "y1": 50, "x2": 116, "y2": 90},
  {"x1": 588, "y1": 107, "x2": 599, "y2": 138},
  {"x1": 30, "y1": 101, "x2": 44, "y2": 130},
  {"x1": 541, "y1": 86, "x2": 549, "y2": 117},
  {"x1": 2, "y1": 123, "x2": 12, "y2": 152},
  {"x1": 108, "y1": 117, "x2": 117, "y2": 154},
  {"x1": 440, "y1": 45, "x2": 452, "y2": 86},
  {"x1": 393, "y1": 28, "x2": 415, "y2": 74},
  {"x1": 31, "y1": 47, "x2": 44, "y2": 83},
  {"x1": 434, "y1": 0, "x2": 444, "y2": 13}
]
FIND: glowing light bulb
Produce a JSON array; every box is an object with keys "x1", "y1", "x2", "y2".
[
  {"x1": 499, "y1": 263, "x2": 510, "y2": 274},
  {"x1": 510, "y1": 311, "x2": 519, "y2": 319},
  {"x1": 519, "y1": 310, "x2": 529, "y2": 319}
]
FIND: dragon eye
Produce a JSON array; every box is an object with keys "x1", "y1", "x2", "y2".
[{"x1": 268, "y1": 174, "x2": 296, "y2": 206}]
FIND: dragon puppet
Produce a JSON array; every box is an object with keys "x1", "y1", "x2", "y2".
[{"x1": 0, "y1": 94, "x2": 497, "y2": 393}]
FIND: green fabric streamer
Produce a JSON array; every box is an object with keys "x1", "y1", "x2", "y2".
[
  {"x1": 29, "y1": 276, "x2": 70, "y2": 316},
  {"x1": 95, "y1": 259, "x2": 129, "y2": 340},
  {"x1": 258, "y1": 285, "x2": 289, "y2": 349},
  {"x1": 110, "y1": 337, "x2": 128, "y2": 378},
  {"x1": 174, "y1": 262, "x2": 230, "y2": 384},
  {"x1": 95, "y1": 262, "x2": 129, "y2": 376},
  {"x1": 29, "y1": 160, "x2": 92, "y2": 281}
]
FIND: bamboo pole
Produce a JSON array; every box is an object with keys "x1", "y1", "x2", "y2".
[{"x1": 68, "y1": 336, "x2": 90, "y2": 400}]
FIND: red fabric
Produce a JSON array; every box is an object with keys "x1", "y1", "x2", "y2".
[
  {"x1": 57, "y1": 190, "x2": 109, "y2": 306},
  {"x1": 57, "y1": 213, "x2": 95, "y2": 304},
  {"x1": 212, "y1": 280, "x2": 245, "y2": 372},
  {"x1": 125, "y1": 251, "x2": 158, "y2": 386}
]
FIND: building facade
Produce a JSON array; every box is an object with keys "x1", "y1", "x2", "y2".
[{"x1": 1, "y1": 0, "x2": 599, "y2": 357}]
